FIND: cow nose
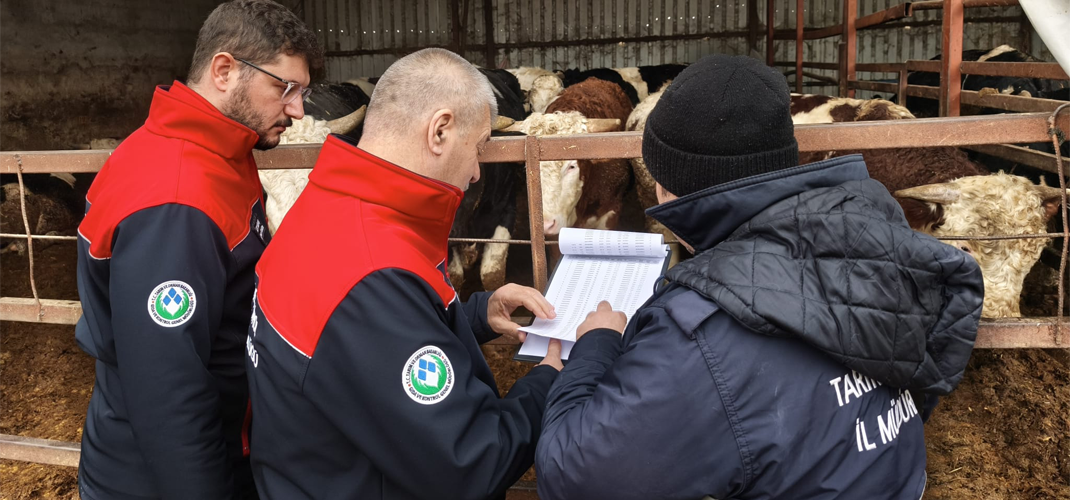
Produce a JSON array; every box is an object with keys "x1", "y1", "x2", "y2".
[{"x1": 543, "y1": 219, "x2": 558, "y2": 234}]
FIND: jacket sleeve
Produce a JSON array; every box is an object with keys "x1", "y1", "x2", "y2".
[
  {"x1": 107, "y1": 205, "x2": 233, "y2": 499},
  {"x1": 302, "y1": 269, "x2": 559, "y2": 500},
  {"x1": 463, "y1": 291, "x2": 501, "y2": 344},
  {"x1": 535, "y1": 307, "x2": 747, "y2": 500}
]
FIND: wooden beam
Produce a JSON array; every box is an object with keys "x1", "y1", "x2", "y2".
[
  {"x1": 4, "y1": 114, "x2": 1068, "y2": 173},
  {"x1": 766, "y1": 0, "x2": 775, "y2": 66},
  {"x1": 5, "y1": 297, "x2": 1064, "y2": 348},
  {"x1": 960, "y1": 61, "x2": 1069, "y2": 80},
  {"x1": 796, "y1": 0, "x2": 804, "y2": 94},
  {"x1": 960, "y1": 90, "x2": 1067, "y2": 114},
  {"x1": 940, "y1": 0, "x2": 964, "y2": 116},
  {"x1": 747, "y1": 0, "x2": 760, "y2": 55},
  {"x1": 963, "y1": 144, "x2": 1070, "y2": 177},
  {"x1": 483, "y1": 0, "x2": 495, "y2": 67},
  {"x1": 0, "y1": 298, "x2": 83, "y2": 325},
  {"x1": 843, "y1": 0, "x2": 858, "y2": 98},
  {"x1": 524, "y1": 136, "x2": 548, "y2": 293},
  {"x1": 0, "y1": 434, "x2": 80, "y2": 468}
]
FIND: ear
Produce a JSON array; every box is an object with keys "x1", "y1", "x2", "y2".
[
  {"x1": 1034, "y1": 185, "x2": 1070, "y2": 221},
  {"x1": 895, "y1": 196, "x2": 945, "y2": 232},
  {"x1": 426, "y1": 109, "x2": 456, "y2": 156},
  {"x1": 1042, "y1": 197, "x2": 1064, "y2": 221},
  {"x1": 208, "y1": 53, "x2": 240, "y2": 93},
  {"x1": 655, "y1": 183, "x2": 677, "y2": 204}
]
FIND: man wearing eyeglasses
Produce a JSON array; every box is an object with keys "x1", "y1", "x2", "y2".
[{"x1": 74, "y1": 1, "x2": 320, "y2": 499}]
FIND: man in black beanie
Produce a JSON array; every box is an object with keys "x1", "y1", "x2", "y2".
[{"x1": 534, "y1": 55, "x2": 984, "y2": 499}]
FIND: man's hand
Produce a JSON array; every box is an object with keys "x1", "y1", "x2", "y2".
[
  {"x1": 575, "y1": 301, "x2": 626, "y2": 341},
  {"x1": 487, "y1": 284, "x2": 556, "y2": 342},
  {"x1": 538, "y1": 339, "x2": 564, "y2": 371}
]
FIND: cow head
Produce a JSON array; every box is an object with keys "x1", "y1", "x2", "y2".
[
  {"x1": 895, "y1": 173, "x2": 1069, "y2": 318},
  {"x1": 529, "y1": 74, "x2": 564, "y2": 113},
  {"x1": 514, "y1": 111, "x2": 590, "y2": 235},
  {"x1": 540, "y1": 159, "x2": 584, "y2": 234}
]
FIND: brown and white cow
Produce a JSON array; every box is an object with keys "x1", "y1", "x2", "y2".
[
  {"x1": 515, "y1": 78, "x2": 635, "y2": 236},
  {"x1": 895, "y1": 174, "x2": 1067, "y2": 318},
  {"x1": 792, "y1": 93, "x2": 1068, "y2": 318},
  {"x1": 625, "y1": 87, "x2": 678, "y2": 261},
  {"x1": 790, "y1": 93, "x2": 915, "y2": 124}
]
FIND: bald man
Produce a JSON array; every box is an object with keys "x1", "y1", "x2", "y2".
[{"x1": 245, "y1": 48, "x2": 577, "y2": 499}]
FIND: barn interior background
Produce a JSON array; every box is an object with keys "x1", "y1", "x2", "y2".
[
  {"x1": 304, "y1": 0, "x2": 1056, "y2": 95},
  {"x1": 1, "y1": 1, "x2": 1069, "y2": 499},
  {"x1": 1, "y1": 0, "x2": 1060, "y2": 153}
]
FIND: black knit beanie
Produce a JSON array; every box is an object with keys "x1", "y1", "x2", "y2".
[{"x1": 642, "y1": 55, "x2": 799, "y2": 197}]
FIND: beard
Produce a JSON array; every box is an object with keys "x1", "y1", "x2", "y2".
[{"x1": 222, "y1": 85, "x2": 292, "y2": 150}]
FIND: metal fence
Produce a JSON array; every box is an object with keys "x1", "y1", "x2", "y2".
[{"x1": 3, "y1": 113, "x2": 1068, "y2": 345}]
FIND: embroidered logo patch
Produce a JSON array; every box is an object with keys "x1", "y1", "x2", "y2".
[
  {"x1": 147, "y1": 281, "x2": 196, "y2": 327},
  {"x1": 402, "y1": 346, "x2": 454, "y2": 405}
]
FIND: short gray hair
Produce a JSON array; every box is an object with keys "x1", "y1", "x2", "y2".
[{"x1": 363, "y1": 48, "x2": 497, "y2": 140}]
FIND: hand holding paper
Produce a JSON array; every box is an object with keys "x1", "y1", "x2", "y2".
[
  {"x1": 487, "y1": 283, "x2": 556, "y2": 342},
  {"x1": 517, "y1": 228, "x2": 670, "y2": 361}
]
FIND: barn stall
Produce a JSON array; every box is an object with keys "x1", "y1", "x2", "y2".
[{"x1": 1, "y1": 0, "x2": 1068, "y2": 498}]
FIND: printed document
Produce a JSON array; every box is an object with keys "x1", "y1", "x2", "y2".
[{"x1": 516, "y1": 228, "x2": 669, "y2": 361}]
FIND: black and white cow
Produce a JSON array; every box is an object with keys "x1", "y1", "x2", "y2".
[
  {"x1": 558, "y1": 64, "x2": 688, "y2": 106},
  {"x1": 447, "y1": 69, "x2": 529, "y2": 291},
  {"x1": 273, "y1": 71, "x2": 528, "y2": 292},
  {"x1": 905, "y1": 45, "x2": 1069, "y2": 117}
]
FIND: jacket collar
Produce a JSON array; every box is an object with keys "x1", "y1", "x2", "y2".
[
  {"x1": 646, "y1": 155, "x2": 871, "y2": 253},
  {"x1": 145, "y1": 81, "x2": 259, "y2": 160},
  {"x1": 309, "y1": 135, "x2": 463, "y2": 252}
]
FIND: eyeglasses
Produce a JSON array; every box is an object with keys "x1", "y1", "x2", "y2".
[{"x1": 235, "y1": 58, "x2": 312, "y2": 105}]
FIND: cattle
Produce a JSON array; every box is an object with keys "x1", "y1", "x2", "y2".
[
  {"x1": 507, "y1": 66, "x2": 558, "y2": 93},
  {"x1": 344, "y1": 76, "x2": 378, "y2": 97},
  {"x1": 506, "y1": 67, "x2": 565, "y2": 113},
  {"x1": 479, "y1": 68, "x2": 528, "y2": 121},
  {"x1": 559, "y1": 64, "x2": 688, "y2": 106},
  {"x1": 529, "y1": 74, "x2": 564, "y2": 113},
  {"x1": 446, "y1": 136, "x2": 524, "y2": 291},
  {"x1": 614, "y1": 64, "x2": 688, "y2": 102},
  {"x1": 792, "y1": 94, "x2": 1068, "y2": 318},
  {"x1": 905, "y1": 45, "x2": 1070, "y2": 117},
  {"x1": 451, "y1": 68, "x2": 529, "y2": 290},
  {"x1": 517, "y1": 78, "x2": 634, "y2": 236},
  {"x1": 625, "y1": 87, "x2": 675, "y2": 258},
  {"x1": 303, "y1": 82, "x2": 372, "y2": 120},
  {"x1": 559, "y1": 68, "x2": 640, "y2": 105},
  {"x1": 261, "y1": 108, "x2": 365, "y2": 234},
  {"x1": 790, "y1": 94, "x2": 915, "y2": 123},
  {"x1": 901, "y1": 45, "x2": 1069, "y2": 163},
  {"x1": 895, "y1": 175, "x2": 1067, "y2": 318},
  {"x1": 0, "y1": 179, "x2": 80, "y2": 255},
  {"x1": 262, "y1": 70, "x2": 529, "y2": 291},
  {"x1": 301, "y1": 82, "x2": 372, "y2": 142}
]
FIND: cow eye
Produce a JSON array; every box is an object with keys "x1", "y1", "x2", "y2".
[{"x1": 959, "y1": 245, "x2": 971, "y2": 254}]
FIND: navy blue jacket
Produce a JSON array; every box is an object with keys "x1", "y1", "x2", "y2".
[
  {"x1": 535, "y1": 156, "x2": 984, "y2": 500},
  {"x1": 246, "y1": 136, "x2": 558, "y2": 499},
  {"x1": 75, "y1": 82, "x2": 267, "y2": 499}
]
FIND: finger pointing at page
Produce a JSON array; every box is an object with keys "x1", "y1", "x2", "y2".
[{"x1": 576, "y1": 300, "x2": 627, "y2": 340}]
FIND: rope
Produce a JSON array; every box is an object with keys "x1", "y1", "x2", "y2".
[
  {"x1": 1048, "y1": 103, "x2": 1069, "y2": 345},
  {"x1": 7, "y1": 232, "x2": 1062, "y2": 243},
  {"x1": 937, "y1": 233, "x2": 1070, "y2": 241},
  {"x1": 14, "y1": 155, "x2": 43, "y2": 320}
]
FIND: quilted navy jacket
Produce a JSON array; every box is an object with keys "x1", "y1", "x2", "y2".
[{"x1": 535, "y1": 155, "x2": 983, "y2": 500}]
